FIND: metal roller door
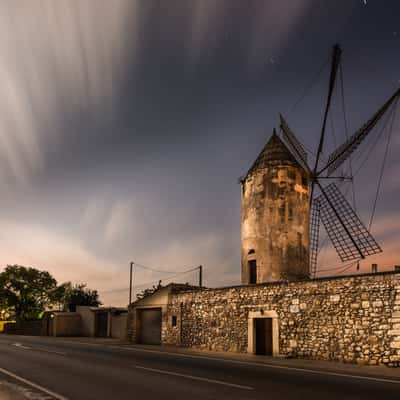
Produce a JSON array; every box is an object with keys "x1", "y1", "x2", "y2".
[{"x1": 139, "y1": 308, "x2": 162, "y2": 345}]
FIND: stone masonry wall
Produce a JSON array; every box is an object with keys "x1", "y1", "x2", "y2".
[{"x1": 163, "y1": 272, "x2": 400, "y2": 366}]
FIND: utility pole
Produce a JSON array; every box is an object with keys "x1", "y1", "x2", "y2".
[
  {"x1": 198, "y1": 265, "x2": 203, "y2": 287},
  {"x1": 129, "y1": 262, "x2": 134, "y2": 305}
]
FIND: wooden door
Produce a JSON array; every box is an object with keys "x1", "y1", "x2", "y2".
[
  {"x1": 139, "y1": 308, "x2": 162, "y2": 345},
  {"x1": 96, "y1": 312, "x2": 108, "y2": 337},
  {"x1": 255, "y1": 318, "x2": 273, "y2": 355}
]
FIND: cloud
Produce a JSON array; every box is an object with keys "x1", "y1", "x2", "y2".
[
  {"x1": 0, "y1": 0, "x2": 135, "y2": 185},
  {"x1": 104, "y1": 200, "x2": 133, "y2": 243},
  {"x1": 0, "y1": 219, "x2": 117, "y2": 289}
]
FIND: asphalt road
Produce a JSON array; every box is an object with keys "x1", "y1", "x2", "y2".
[{"x1": 0, "y1": 335, "x2": 399, "y2": 400}]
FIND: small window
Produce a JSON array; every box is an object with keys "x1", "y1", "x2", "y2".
[
  {"x1": 288, "y1": 170, "x2": 296, "y2": 180},
  {"x1": 248, "y1": 249, "x2": 255, "y2": 255},
  {"x1": 249, "y1": 260, "x2": 257, "y2": 284},
  {"x1": 172, "y1": 315, "x2": 177, "y2": 327},
  {"x1": 288, "y1": 207, "x2": 293, "y2": 221},
  {"x1": 279, "y1": 205, "x2": 286, "y2": 223},
  {"x1": 302, "y1": 176, "x2": 308, "y2": 186},
  {"x1": 297, "y1": 232, "x2": 302, "y2": 247}
]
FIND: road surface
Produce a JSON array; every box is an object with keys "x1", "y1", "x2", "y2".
[{"x1": 0, "y1": 335, "x2": 399, "y2": 400}]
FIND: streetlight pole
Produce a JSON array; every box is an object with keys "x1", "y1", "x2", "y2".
[{"x1": 129, "y1": 262, "x2": 134, "y2": 305}]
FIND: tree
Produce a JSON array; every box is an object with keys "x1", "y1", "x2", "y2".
[
  {"x1": 59, "y1": 283, "x2": 101, "y2": 312},
  {"x1": 0, "y1": 265, "x2": 58, "y2": 320},
  {"x1": 136, "y1": 280, "x2": 163, "y2": 300}
]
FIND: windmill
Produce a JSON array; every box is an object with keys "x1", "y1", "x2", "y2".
[{"x1": 278, "y1": 45, "x2": 400, "y2": 278}]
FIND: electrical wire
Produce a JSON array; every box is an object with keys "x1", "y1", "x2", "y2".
[
  {"x1": 100, "y1": 266, "x2": 200, "y2": 294},
  {"x1": 318, "y1": 260, "x2": 359, "y2": 273},
  {"x1": 132, "y1": 262, "x2": 182, "y2": 274},
  {"x1": 332, "y1": 261, "x2": 359, "y2": 276}
]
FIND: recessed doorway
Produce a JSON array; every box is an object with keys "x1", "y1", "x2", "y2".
[
  {"x1": 255, "y1": 318, "x2": 273, "y2": 355},
  {"x1": 248, "y1": 310, "x2": 279, "y2": 356}
]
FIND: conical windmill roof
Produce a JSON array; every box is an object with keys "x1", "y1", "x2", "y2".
[{"x1": 243, "y1": 130, "x2": 303, "y2": 180}]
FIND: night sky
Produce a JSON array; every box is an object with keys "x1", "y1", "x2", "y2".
[{"x1": 0, "y1": 0, "x2": 399, "y2": 306}]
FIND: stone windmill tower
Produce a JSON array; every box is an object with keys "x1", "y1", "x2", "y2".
[
  {"x1": 240, "y1": 130, "x2": 311, "y2": 284},
  {"x1": 240, "y1": 45, "x2": 393, "y2": 285}
]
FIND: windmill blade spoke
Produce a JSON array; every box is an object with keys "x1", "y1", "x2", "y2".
[
  {"x1": 309, "y1": 198, "x2": 321, "y2": 278},
  {"x1": 322, "y1": 87, "x2": 400, "y2": 176},
  {"x1": 279, "y1": 113, "x2": 310, "y2": 172},
  {"x1": 312, "y1": 44, "x2": 342, "y2": 176},
  {"x1": 317, "y1": 183, "x2": 382, "y2": 262}
]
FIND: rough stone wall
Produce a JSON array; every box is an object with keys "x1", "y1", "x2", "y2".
[
  {"x1": 241, "y1": 163, "x2": 310, "y2": 284},
  {"x1": 164, "y1": 272, "x2": 400, "y2": 367}
]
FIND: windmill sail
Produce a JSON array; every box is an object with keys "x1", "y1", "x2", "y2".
[
  {"x1": 317, "y1": 183, "x2": 382, "y2": 262},
  {"x1": 279, "y1": 114, "x2": 310, "y2": 171},
  {"x1": 309, "y1": 199, "x2": 321, "y2": 278},
  {"x1": 323, "y1": 87, "x2": 400, "y2": 176}
]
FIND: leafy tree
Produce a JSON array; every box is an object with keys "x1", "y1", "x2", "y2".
[
  {"x1": 59, "y1": 282, "x2": 101, "y2": 312},
  {"x1": 0, "y1": 265, "x2": 58, "y2": 320},
  {"x1": 136, "y1": 280, "x2": 163, "y2": 300}
]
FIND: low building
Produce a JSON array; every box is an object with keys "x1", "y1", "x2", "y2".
[
  {"x1": 127, "y1": 284, "x2": 200, "y2": 345},
  {"x1": 76, "y1": 306, "x2": 128, "y2": 339},
  {"x1": 128, "y1": 271, "x2": 400, "y2": 367}
]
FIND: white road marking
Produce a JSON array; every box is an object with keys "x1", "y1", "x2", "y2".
[
  {"x1": 33, "y1": 347, "x2": 67, "y2": 356},
  {"x1": 11, "y1": 342, "x2": 31, "y2": 350},
  {"x1": 118, "y1": 346, "x2": 400, "y2": 385},
  {"x1": 0, "y1": 367, "x2": 68, "y2": 400},
  {"x1": 10, "y1": 342, "x2": 66, "y2": 356},
  {"x1": 7, "y1": 338, "x2": 399, "y2": 386},
  {"x1": 133, "y1": 365, "x2": 254, "y2": 390}
]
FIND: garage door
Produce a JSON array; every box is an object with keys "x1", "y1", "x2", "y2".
[{"x1": 139, "y1": 308, "x2": 162, "y2": 345}]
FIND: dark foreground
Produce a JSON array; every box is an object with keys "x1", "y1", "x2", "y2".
[{"x1": 0, "y1": 335, "x2": 399, "y2": 400}]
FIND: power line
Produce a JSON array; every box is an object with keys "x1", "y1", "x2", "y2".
[
  {"x1": 332, "y1": 261, "x2": 358, "y2": 276},
  {"x1": 133, "y1": 262, "x2": 183, "y2": 274},
  {"x1": 101, "y1": 266, "x2": 200, "y2": 294},
  {"x1": 318, "y1": 260, "x2": 359, "y2": 273}
]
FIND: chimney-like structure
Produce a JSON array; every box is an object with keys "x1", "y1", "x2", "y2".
[{"x1": 241, "y1": 131, "x2": 311, "y2": 284}]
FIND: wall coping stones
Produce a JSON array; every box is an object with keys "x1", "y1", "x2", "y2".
[{"x1": 174, "y1": 271, "x2": 400, "y2": 295}]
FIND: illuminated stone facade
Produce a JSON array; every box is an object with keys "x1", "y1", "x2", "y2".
[{"x1": 241, "y1": 132, "x2": 310, "y2": 284}]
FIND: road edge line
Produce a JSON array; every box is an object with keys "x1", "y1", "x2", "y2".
[
  {"x1": 0, "y1": 367, "x2": 68, "y2": 400},
  {"x1": 114, "y1": 346, "x2": 400, "y2": 385},
  {"x1": 133, "y1": 364, "x2": 254, "y2": 390}
]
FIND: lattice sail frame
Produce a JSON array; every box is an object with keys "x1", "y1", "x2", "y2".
[
  {"x1": 317, "y1": 183, "x2": 382, "y2": 262},
  {"x1": 279, "y1": 114, "x2": 309, "y2": 171},
  {"x1": 309, "y1": 199, "x2": 321, "y2": 278}
]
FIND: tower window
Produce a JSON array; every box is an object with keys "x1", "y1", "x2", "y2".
[
  {"x1": 288, "y1": 170, "x2": 296, "y2": 180},
  {"x1": 279, "y1": 205, "x2": 286, "y2": 223},
  {"x1": 248, "y1": 249, "x2": 255, "y2": 255},
  {"x1": 249, "y1": 260, "x2": 257, "y2": 284}
]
